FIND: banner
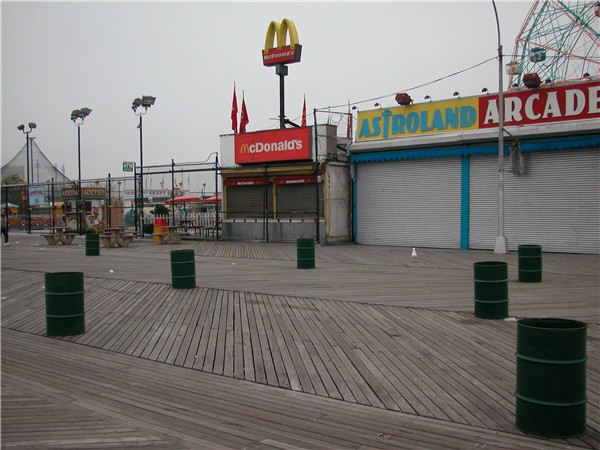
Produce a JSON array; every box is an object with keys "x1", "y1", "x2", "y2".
[
  {"x1": 356, "y1": 80, "x2": 600, "y2": 142},
  {"x1": 29, "y1": 185, "x2": 45, "y2": 206},
  {"x1": 235, "y1": 127, "x2": 311, "y2": 164}
]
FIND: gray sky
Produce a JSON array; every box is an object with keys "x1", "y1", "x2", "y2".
[{"x1": 2, "y1": 1, "x2": 533, "y2": 186}]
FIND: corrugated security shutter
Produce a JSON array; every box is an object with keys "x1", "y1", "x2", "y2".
[
  {"x1": 356, "y1": 157, "x2": 462, "y2": 248},
  {"x1": 226, "y1": 185, "x2": 273, "y2": 219},
  {"x1": 276, "y1": 184, "x2": 322, "y2": 219},
  {"x1": 470, "y1": 150, "x2": 599, "y2": 254}
]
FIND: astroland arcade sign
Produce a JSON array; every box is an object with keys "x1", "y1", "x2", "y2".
[{"x1": 357, "y1": 80, "x2": 600, "y2": 141}]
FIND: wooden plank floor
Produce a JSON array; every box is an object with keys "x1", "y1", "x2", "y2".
[{"x1": 2, "y1": 232, "x2": 599, "y2": 449}]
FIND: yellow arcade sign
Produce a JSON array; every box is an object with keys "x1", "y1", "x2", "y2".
[{"x1": 262, "y1": 18, "x2": 302, "y2": 66}]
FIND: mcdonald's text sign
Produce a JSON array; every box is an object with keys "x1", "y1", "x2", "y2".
[
  {"x1": 262, "y1": 18, "x2": 302, "y2": 66},
  {"x1": 235, "y1": 128, "x2": 311, "y2": 164}
]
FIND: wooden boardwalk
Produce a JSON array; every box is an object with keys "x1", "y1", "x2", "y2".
[{"x1": 2, "y1": 232, "x2": 599, "y2": 449}]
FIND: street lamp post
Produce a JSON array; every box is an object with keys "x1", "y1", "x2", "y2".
[
  {"x1": 132, "y1": 95, "x2": 156, "y2": 237},
  {"x1": 492, "y1": 0, "x2": 508, "y2": 254},
  {"x1": 71, "y1": 108, "x2": 92, "y2": 235},
  {"x1": 17, "y1": 122, "x2": 37, "y2": 234}
]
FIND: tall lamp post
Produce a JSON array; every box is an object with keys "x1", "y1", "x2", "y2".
[
  {"x1": 17, "y1": 122, "x2": 36, "y2": 234},
  {"x1": 132, "y1": 95, "x2": 156, "y2": 237},
  {"x1": 71, "y1": 108, "x2": 92, "y2": 235},
  {"x1": 492, "y1": 0, "x2": 508, "y2": 254}
]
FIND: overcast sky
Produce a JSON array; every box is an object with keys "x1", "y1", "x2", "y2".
[{"x1": 2, "y1": 1, "x2": 534, "y2": 188}]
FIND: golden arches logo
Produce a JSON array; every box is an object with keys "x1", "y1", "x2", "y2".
[
  {"x1": 240, "y1": 144, "x2": 250, "y2": 154},
  {"x1": 262, "y1": 18, "x2": 302, "y2": 66},
  {"x1": 264, "y1": 18, "x2": 299, "y2": 51}
]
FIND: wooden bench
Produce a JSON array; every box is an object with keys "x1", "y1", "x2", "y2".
[
  {"x1": 203, "y1": 226, "x2": 222, "y2": 238},
  {"x1": 40, "y1": 233, "x2": 77, "y2": 245},
  {"x1": 100, "y1": 235, "x2": 118, "y2": 248},
  {"x1": 60, "y1": 233, "x2": 77, "y2": 245},
  {"x1": 40, "y1": 234, "x2": 60, "y2": 246},
  {"x1": 153, "y1": 232, "x2": 188, "y2": 245}
]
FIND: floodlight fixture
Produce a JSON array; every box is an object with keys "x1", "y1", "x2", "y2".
[
  {"x1": 395, "y1": 93, "x2": 413, "y2": 106},
  {"x1": 141, "y1": 96, "x2": 156, "y2": 107},
  {"x1": 17, "y1": 124, "x2": 25, "y2": 131},
  {"x1": 132, "y1": 98, "x2": 142, "y2": 110},
  {"x1": 131, "y1": 94, "x2": 156, "y2": 237},
  {"x1": 29, "y1": 122, "x2": 37, "y2": 129}
]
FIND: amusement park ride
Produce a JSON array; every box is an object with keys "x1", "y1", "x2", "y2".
[{"x1": 506, "y1": 0, "x2": 599, "y2": 88}]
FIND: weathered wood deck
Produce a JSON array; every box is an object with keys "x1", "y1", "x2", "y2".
[{"x1": 2, "y1": 232, "x2": 599, "y2": 449}]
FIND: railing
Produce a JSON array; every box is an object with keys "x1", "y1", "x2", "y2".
[{"x1": 142, "y1": 212, "x2": 221, "y2": 228}]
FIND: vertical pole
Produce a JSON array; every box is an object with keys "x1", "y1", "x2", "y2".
[
  {"x1": 171, "y1": 159, "x2": 175, "y2": 226},
  {"x1": 139, "y1": 115, "x2": 144, "y2": 237},
  {"x1": 279, "y1": 73, "x2": 285, "y2": 129},
  {"x1": 77, "y1": 126, "x2": 83, "y2": 235},
  {"x1": 215, "y1": 154, "x2": 220, "y2": 240},
  {"x1": 492, "y1": 0, "x2": 508, "y2": 254},
  {"x1": 107, "y1": 173, "x2": 112, "y2": 228},
  {"x1": 25, "y1": 134, "x2": 31, "y2": 234},
  {"x1": 263, "y1": 163, "x2": 268, "y2": 242},
  {"x1": 313, "y1": 110, "x2": 320, "y2": 243},
  {"x1": 276, "y1": 64, "x2": 288, "y2": 129},
  {"x1": 51, "y1": 178, "x2": 55, "y2": 227},
  {"x1": 133, "y1": 163, "x2": 138, "y2": 234}
]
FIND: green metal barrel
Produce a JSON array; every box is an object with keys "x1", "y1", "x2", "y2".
[
  {"x1": 473, "y1": 261, "x2": 508, "y2": 319},
  {"x1": 85, "y1": 233, "x2": 100, "y2": 256},
  {"x1": 45, "y1": 272, "x2": 85, "y2": 336},
  {"x1": 297, "y1": 238, "x2": 315, "y2": 269},
  {"x1": 518, "y1": 244, "x2": 542, "y2": 282},
  {"x1": 516, "y1": 318, "x2": 587, "y2": 438},
  {"x1": 170, "y1": 249, "x2": 196, "y2": 289}
]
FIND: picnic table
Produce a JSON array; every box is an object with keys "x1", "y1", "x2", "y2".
[
  {"x1": 101, "y1": 226, "x2": 137, "y2": 248},
  {"x1": 40, "y1": 227, "x2": 77, "y2": 245},
  {"x1": 153, "y1": 225, "x2": 189, "y2": 244},
  {"x1": 178, "y1": 219, "x2": 203, "y2": 235}
]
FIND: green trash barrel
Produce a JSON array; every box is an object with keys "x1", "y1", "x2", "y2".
[
  {"x1": 518, "y1": 244, "x2": 542, "y2": 282},
  {"x1": 45, "y1": 272, "x2": 85, "y2": 336},
  {"x1": 473, "y1": 261, "x2": 508, "y2": 319},
  {"x1": 297, "y1": 238, "x2": 315, "y2": 269},
  {"x1": 171, "y1": 249, "x2": 196, "y2": 289},
  {"x1": 85, "y1": 233, "x2": 100, "y2": 256},
  {"x1": 516, "y1": 318, "x2": 587, "y2": 438}
]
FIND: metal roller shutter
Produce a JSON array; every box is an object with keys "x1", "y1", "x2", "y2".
[
  {"x1": 470, "y1": 150, "x2": 600, "y2": 254},
  {"x1": 276, "y1": 184, "x2": 322, "y2": 219},
  {"x1": 226, "y1": 185, "x2": 273, "y2": 219},
  {"x1": 356, "y1": 157, "x2": 462, "y2": 248}
]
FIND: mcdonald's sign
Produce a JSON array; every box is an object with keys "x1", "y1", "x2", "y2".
[
  {"x1": 262, "y1": 18, "x2": 302, "y2": 66},
  {"x1": 235, "y1": 128, "x2": 311, "y2": 164}
]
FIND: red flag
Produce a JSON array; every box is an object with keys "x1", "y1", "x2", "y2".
[
  {"x1": 231, "y1": 85, "x2": 238, "y2": 134},
  {"x1": 240, "y1": 95, "x2": 249, "y2": 133},
  {"x1": 301, "y1": 95, "x2": 307, "y2": 127}
]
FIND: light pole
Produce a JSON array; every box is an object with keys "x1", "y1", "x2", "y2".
[
  {"x1": 17, "y1": 122, "x2": 36, "y2": 234},
  {"x1": 71, "y1": 108, "x2": 92, "y2": 235},
  {"x1": 132, "y1": 95, "x2": 156, "y2": 237},
  {"x1": 492, "y1": 0, "x2": 508, "y2": 254}
]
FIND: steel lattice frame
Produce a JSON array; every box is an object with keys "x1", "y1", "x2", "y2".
[{"x1": 507, "y1": 0, "x2": 599, "y2": 89}]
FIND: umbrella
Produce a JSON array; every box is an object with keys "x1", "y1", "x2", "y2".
[
  {"x1": 203, "y1": 195, "x2": 222, "y2": 203},
  {"x1": 164, "y1": 195, "x2": 202, "y2": 204}
]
